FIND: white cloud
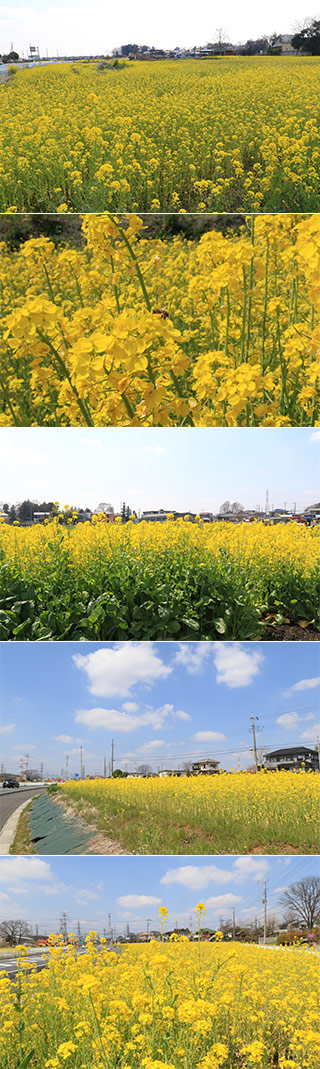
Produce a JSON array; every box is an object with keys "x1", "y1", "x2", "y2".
[
  {"x1": 277, "y1": 712, "x2": 299, "y2": 730},
  {"x1": 53, "y1": 734, "x2": 74, "y2": 743},
  {"x1": 206, "y1": 893, "x2": 242, "y2": 909},
  {"x1": 233, "y1": 858, "x2": 269, "y2": 882},
  {"x1": 284, "y1": 676, "x2": 320, "y2": 697},
  {"x1": 139, "y1": 739, "x2": 168, "y2": 752},
  {"x1": 192, "y1": 731, "x2": 227, "y2": 742},
  {"x1": 0, "y1": 858, "x2": 52, "y2": 883},
  {"x1": 213, "y1": 644, "x2": 264, "y2": 688},
  {"x1": 173, "y1": 643, "x2": 210, "y2": 674},
  {"x1": 75, "y1": 708, "x2": 145, "y2": 732},
  {"x1": 117, "y1": 894, "x2": 162, "y2": 908},
  {"x1": 310, "y1": 430, "x2": 320, "y2": 442},
  {"x1": 144, "y1": 446, "x2": 166, "y2": 455},
  {"x1": 300, "y1": 728, "x2": 319, "y2": 741},
  {"x1": 122, "y1": 702, "x2": 139, "y2": 713},
  {"x1": 0, "y1": 723, "x2": 15, "y2": 735},
  {"x1": 0, "y1": 892, "x2": 14, "y2": 906},
  {"x1": 161, "y1": 865, "x2": 230, "y2": 890},
  {"x1": 73, "y1": 643, "x2": 171, "y2": 698},
  {"x1": 0, "y1": 442, "x2": 47, "y2": 466},
  {"x1": 75, "y1": 702, "x2": 188, "y2": 733},
  {"x1": 74, "y1": 890, "x2": 99, "y2": 901},
  {"x1": 13, "y1": 743, "x2": 36, "y2": 751}
]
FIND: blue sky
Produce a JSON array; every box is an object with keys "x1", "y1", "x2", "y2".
[
  {"x1": 0, "y1": 428, "x2": 319, "y2": 514},
  {"x1": 0, "y1": 854, "x2": 317, "y2": 933},
  {"x1": 1, "y1": 641, "x2": 319, "y2": 776},
  {"x1": 2, "y1": 3, "x2": 305, "y2": 56}
]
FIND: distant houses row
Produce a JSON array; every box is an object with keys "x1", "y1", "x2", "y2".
[
  {"x1": 128, "y1": 748, "x2": 319, "y2": 777},
  {"x1": 1, "y1": 747, "x2": 318, "y2": 784},
  {"x1": 1, "y1": 503, "x2": 319, "y2": 526}
]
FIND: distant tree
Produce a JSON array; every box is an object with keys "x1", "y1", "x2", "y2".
[
  {"x1": 112, "y1": 768, "x2": 125, "y2": 777},
  {"x1": 2, "y1": 50, "x2": 19, "y2": 62},
  {"x1": 17, "y1": 499, "x2": 37, "y2": 523},
  {"x1": 292, "y1": 19, "x2": 320, "y2": 55},
  {"x1": 219, "y1": 501, "x2": 244, "y2": 514},
  {"x1": 280, "y1": 877, "x2": 320, "y2": 929},
  {"x1": 136, "y1": 764, "x2": 152, "y2": 775},
  {"x1": 120, "y1": 43, "x2": 140, "y2": 55},
  {"x1": 8, "y1": 505, "x2": 17, "y2": 524},
  {"x1": 0, "y1": 919, "x2": 29, "y2": 945},
  {"x1": 239, "y1": 37, "x2": 268, "y2": 55},
  {"x1": 2, "y1": 504, "x2": 9, "y2": 513}
]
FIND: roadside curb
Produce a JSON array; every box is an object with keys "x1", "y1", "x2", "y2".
[{"x1": 0, "y1": 798, "x2": 33, "y2": 854}]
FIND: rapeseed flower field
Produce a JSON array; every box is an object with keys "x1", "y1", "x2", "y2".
[
  {"x1": 1, "y1": 939, "x2": 319, "y2": 1068},
  {"x1": 0, "y1": 214, "x2": 319, "y2": 427},
  {"x1": 1, "y1": 58, "x2": 320, "y2": 212},
  {"x1": 0, "y1": 517, "x2": 319, "y2": 640},
  {"x1": 59, "y1": 769, "x2": 319, "y2": 854}
]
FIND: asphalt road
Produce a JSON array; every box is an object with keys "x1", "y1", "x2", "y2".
[
  {"x1": 0, "y1": 947, "x2": 92, "y2": 981},
  {"x1": 0, "y1": 785, "x2": 47, "y2": 832}
]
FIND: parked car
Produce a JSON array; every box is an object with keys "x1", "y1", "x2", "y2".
[{"x1": 2, "y1": 778, "x2": 20, "y2": 789}]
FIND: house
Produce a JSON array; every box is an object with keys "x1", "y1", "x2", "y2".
[
  {"x1": 264, "y1": 746, "x2": 318, "y2": 772},
  {"x1": 158, "y1": 769, "x2": 186, "y2": 777},
  {"x1": 191, "y1": 759, "x2": 220, "y2": 775},
  {"x1": 272, "y1": 35, "x2": 298, "y2": 55}
]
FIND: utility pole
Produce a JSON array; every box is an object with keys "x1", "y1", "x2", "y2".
[
  {"x1": 111, "y1": 739, "x2": 114, "y2": 777},
  {"x1": 263, "y1": 881, "x2": 267, "y2": 944},
  {"x1": 80, "y1": 746, "x2": 83, "y2": 779},
  {"x1": 250, "y1": 715, "x2": 259, "y2": 771},
  {"x1": 232, "y1": 908, "x2": 235, "y2": 941},
  {"x1": 65, "y1": 755, "x2": 69, "y2": 780},
  {"x1": 40, "y1": 762, "x2": 44, "y2": 779},
  {"x1": 103, "y1": 755, "x2": 107, "y2": 778},
  {"x1": 60, "y1": 912, "x2": 68, "y2": 942}
]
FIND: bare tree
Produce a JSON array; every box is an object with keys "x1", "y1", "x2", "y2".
[
  {"x1": 136, "y1": 764, "x2": 152, "y2": 775},
  {"x1": 0, "y1": 919, "x2": 29, "y2": 945},
  {"x1": 280, "y1": 877, "x2": 320, "y2": 929}
]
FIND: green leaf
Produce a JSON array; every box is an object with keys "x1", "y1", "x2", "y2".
[
  {"x1": 16, "y1": 1050, "x2": 35, "y2": 1068},
  {"x1": 181, "y1": 617, "x2": 200, "y2": 631}
]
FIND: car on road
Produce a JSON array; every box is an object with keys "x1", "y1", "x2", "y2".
[{"x1": 2, "y1": 778, "x2": 20, "y2": 789}]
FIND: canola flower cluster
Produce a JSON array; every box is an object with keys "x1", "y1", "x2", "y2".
[
  {"x1": 0, "y1": 214, "x2": 319, "y2": 428},
  {"x1": 0, "y1": 938, "x2": 319, "y2": 1069},
  {"x1": 0, "y1": 517, "x2": 319, "y2": 640},
  {"x1": 1, "y1": 58, "x2": 320, "y2": 212},
  {"x1": 60, "y1": 769, "x2": 319, "y2": 854}
]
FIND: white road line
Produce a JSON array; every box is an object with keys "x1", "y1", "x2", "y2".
[{"x1": 0, "y1": 798, "x2": 34, "y2": 854}]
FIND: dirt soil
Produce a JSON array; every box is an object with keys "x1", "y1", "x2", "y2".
[
  {"x1": 262, "y1": 623, "x2": 319, "y2": 641},
  {"x1": 55, "y1": 795, "x2": 132, "y2": 855}
]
